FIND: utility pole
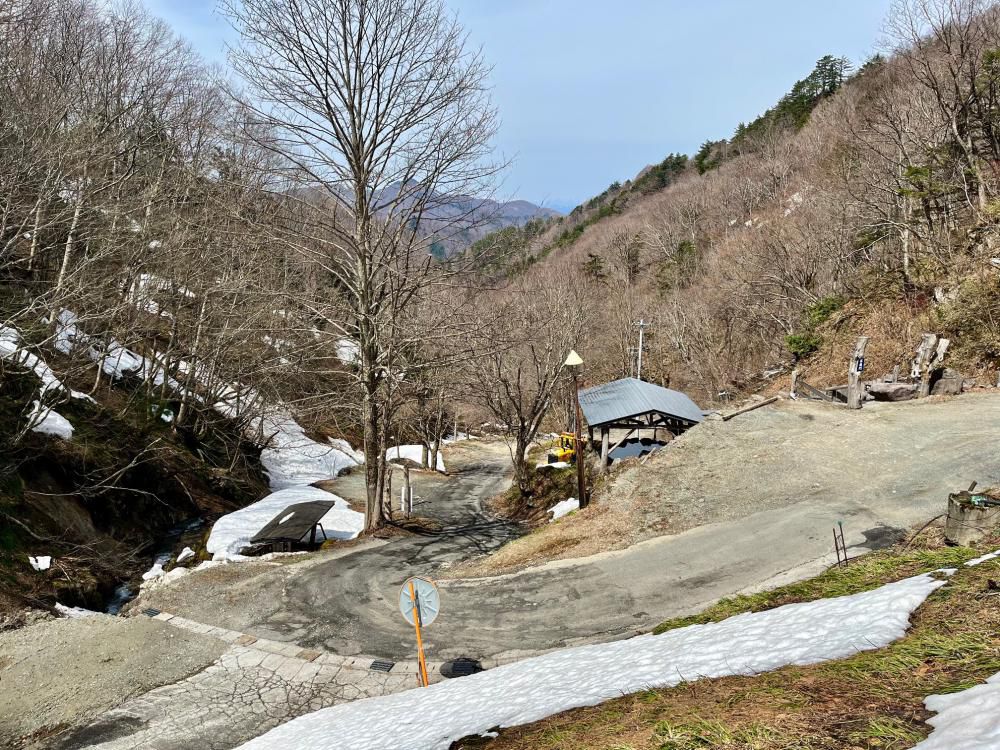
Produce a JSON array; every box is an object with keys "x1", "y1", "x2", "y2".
[
  {"x1": 565, "y1": 350, "x2": 587, "y2": 508},
  {"x1": 634, "y1": 319, "x2": 648, "y2": 380}
]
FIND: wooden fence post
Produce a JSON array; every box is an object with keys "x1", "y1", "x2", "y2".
[{"x1": 847, "y1": 336, "x2": 870, "y2": 410}]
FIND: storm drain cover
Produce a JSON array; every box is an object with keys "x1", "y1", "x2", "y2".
[
  {"x1": 440, "y1": 657, "x2": 484, "y2": 679},
  {"x1": 370, "y1": 659, "x2": 395, "y2": 672},
  {"x1": 142, "y1": 608, "x2": 161, "y2": 618}
]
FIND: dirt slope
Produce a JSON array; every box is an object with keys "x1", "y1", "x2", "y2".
[{"x1": 454, "y1": 392, "x2": 1000, "y2": 576}]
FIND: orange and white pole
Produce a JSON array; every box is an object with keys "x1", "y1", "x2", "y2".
[{"x1": 409, "y1": 580, "x2": 430, "y2": 687}]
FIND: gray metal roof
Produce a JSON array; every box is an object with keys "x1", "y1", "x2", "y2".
[
  {"x1": 579, "y1": 378, "x2": 703, "y2": 427},
  {"x1": 251, "y1": 501, "x2": 335, "y2": 544}
]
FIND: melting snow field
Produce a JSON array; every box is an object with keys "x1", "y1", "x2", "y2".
[
  {"x1": 236, "y1": 573, "x2": 945, "y2": 750},
  {"x1": 259, "y1": 413, "x2": 359, "y2": 490},
  {"x1": 911, "y1": 672, "x2": 1000, "y2": 749},
  {"x1": 207, "y1": 486, "x2": 363, "y2": 561}
]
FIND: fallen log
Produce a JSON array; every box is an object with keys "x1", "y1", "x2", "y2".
[{"x1": 722, "y1": 396, "x2": 779, "y2": 421}]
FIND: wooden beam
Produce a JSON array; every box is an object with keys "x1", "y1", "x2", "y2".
[
  {"x1": 600, "y1": 428, "x2": 610, "y2": 473},
  {"x1": 722, "y1": 396, "x2": 779, "y2": 421}
]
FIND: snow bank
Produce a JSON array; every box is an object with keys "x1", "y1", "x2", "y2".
[
  {"x1": 260, "y1": 414, "x2": 360, "y2": 490},
  {"x1": 910, "y1": 672, "x2": 1000, "y2": 749},
  {"x1": 207, "y1": 486, "x2": 363, "y2": 561},
  {"x1": 0, "y1": 325, "x2": 93, "y2": 401},
  {"x1": 387, "y1": 445, "x2": 446, "y2": 473},
  {"x1": 236, "y1": 573, "x2": 944, "y2": 750},
  {"x1": 329, "y1": 438, "x2": 365, "y2": 465},
  {"x1": 55, "y1": 603, "x2": 101, "y2": 619},
  {"x1": 141, "y1": 563, "x2": 165, "y2": 581},
  {"x1": 29, "y1": 400, "x2": 73, "y2": 439},
  {"x1": 549, "y1": 498, "x2": 579, "y2": 521},
  {"x1": 176, "y1": 547, "x2": 195, "y2": 564}
]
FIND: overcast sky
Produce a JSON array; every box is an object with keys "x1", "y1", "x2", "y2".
[{"x1": 146, "y1": 0, "x2": 893, "y2": 212}]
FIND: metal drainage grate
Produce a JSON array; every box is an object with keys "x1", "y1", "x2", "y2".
[
  {"x1": 369, "y1": 659, "x2": 395, "y2": 673},
  {"x1": 142, "y1": 608, "x2": 161, "y2": 618}
]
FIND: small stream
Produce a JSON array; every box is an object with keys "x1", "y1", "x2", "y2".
[{"x1": 104, "y1": 517, "x2": 206, "y2": 614}]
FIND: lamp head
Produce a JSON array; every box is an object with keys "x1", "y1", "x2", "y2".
[{"x1": 564, "y1": 350, "x2": 583, "y2": 368}]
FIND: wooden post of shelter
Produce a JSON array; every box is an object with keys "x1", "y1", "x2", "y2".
[
  {"x1": 790, "y1": 368, "x2": 799, "y2": 399},
  {"x1": 847, "y1": 336, "x2": 870, "y2": 410},
  {"x1": 599, "y1": 427, "x2": 610, "y2": 473},
  {"x1": 403, "y1": 466, "x2": 412, "y2": 518}
]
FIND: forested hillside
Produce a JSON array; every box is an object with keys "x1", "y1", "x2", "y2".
[
  {"x1": 473, "y1": 2, "x2": 1000, "y2": 403},
  {"x1": 0, "y1": 0, "x2": 564, "y2": 614}
]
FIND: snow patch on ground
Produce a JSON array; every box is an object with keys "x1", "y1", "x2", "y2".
[
  {"x1": 549, "y1": 498, "x2": 579, "y2": 521},
  {"x1": 28, "y1": 555, "x2": 51, "y2": 571},
  {"x1": 329, "y1": 438, "x2": 365, "y2": 465},
  {"x1": 29, "y1": 400, "x2": 74, "y2": 439},
  {"x1": 910, "y1": 672, "x2": 1000, "y2": 749},
  {"x1": 55, "y1": 603, "x2": 101, "y2": 619},
  {"x1": 207, "y1": 486, "x2": 363, "y2": 561},
  {"x1": 335, "y1": 338, "x2": 359, "y2": 365},
  {"x1": 176, "y1": 547, "x2": 195, "y2": 564},
  {"x1": 536, "y1": 461, "x2": 569, "y2": 470},
  {"x1": 236, "y1": 573, "x2": 944, "y2": 750},
  {"x1": 259, "y1": 414, "x2": 359, "y2": 490},
  {"x1": 1, "y1": 324, "x2": 94, "y2": 402},
  {"x1": 964, "y1": 549, "x2": 1000, "y2": 567},
  {"x1": 387, "y1": 445, "x2": 446, "y2": 472}
]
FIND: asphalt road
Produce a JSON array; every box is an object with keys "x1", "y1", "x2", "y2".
[
  {"x1": 234, "y1": 441, "x2": 524, "y2": 659},
  {"x1": 143, "y1": 395, "x2": 1000, "y2": 663}
]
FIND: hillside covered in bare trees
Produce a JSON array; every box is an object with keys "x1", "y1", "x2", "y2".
[
  {"x1": 0, "y1": 0, "x2": 578, "y2": 613},
  {"x1": 472, "y1": 0, "x2": 1000, "y2": 404}
]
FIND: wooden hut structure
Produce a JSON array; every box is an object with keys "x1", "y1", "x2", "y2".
[{"x1": 579, "y1": 377, "x2": 704, "y2": 470}]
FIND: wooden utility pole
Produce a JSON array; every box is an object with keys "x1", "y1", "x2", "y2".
[{"x1": 847, "y1": 336, "x2": 870, "y2": 410}]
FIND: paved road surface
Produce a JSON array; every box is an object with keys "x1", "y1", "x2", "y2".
[{"x1": 143, "y1": 394, "x2": 1000, "y2": 663}]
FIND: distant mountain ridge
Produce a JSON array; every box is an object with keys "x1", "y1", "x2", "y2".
[{"x1": 375, "y1": 182, "x2": 561, "y2": 255}]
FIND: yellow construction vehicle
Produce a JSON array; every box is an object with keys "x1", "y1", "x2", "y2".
[{"x1": 547, "y1": 432, "x2": 580, "y2": 464}]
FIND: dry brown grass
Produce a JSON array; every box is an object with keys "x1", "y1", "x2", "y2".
[
  {"x1": 445, "y1": 500, "x2": 636, "y2": 578},
  {"x1": 455, "y1": 532, "x2": 1000, "y2": 750}
]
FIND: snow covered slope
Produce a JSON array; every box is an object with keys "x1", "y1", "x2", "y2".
[{"x1": 236, "y1": 573, "x2": 945, "y2": 750}]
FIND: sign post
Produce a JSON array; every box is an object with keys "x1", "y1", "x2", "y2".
[{"x1": 399, "y1": 576, "x2": 440, "y2": 687}]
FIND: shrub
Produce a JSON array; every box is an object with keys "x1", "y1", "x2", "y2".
[{"x1": 785, "y1": 332, "x2": 823, "y2": 359}]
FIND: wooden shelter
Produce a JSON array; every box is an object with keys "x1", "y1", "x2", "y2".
[{"x1": 579, "y1": 377, "x2": 704, "y2": 471}]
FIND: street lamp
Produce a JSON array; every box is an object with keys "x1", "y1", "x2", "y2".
[{"x1": 565, "y1": 350, "x2": 587, "y2": 508}]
